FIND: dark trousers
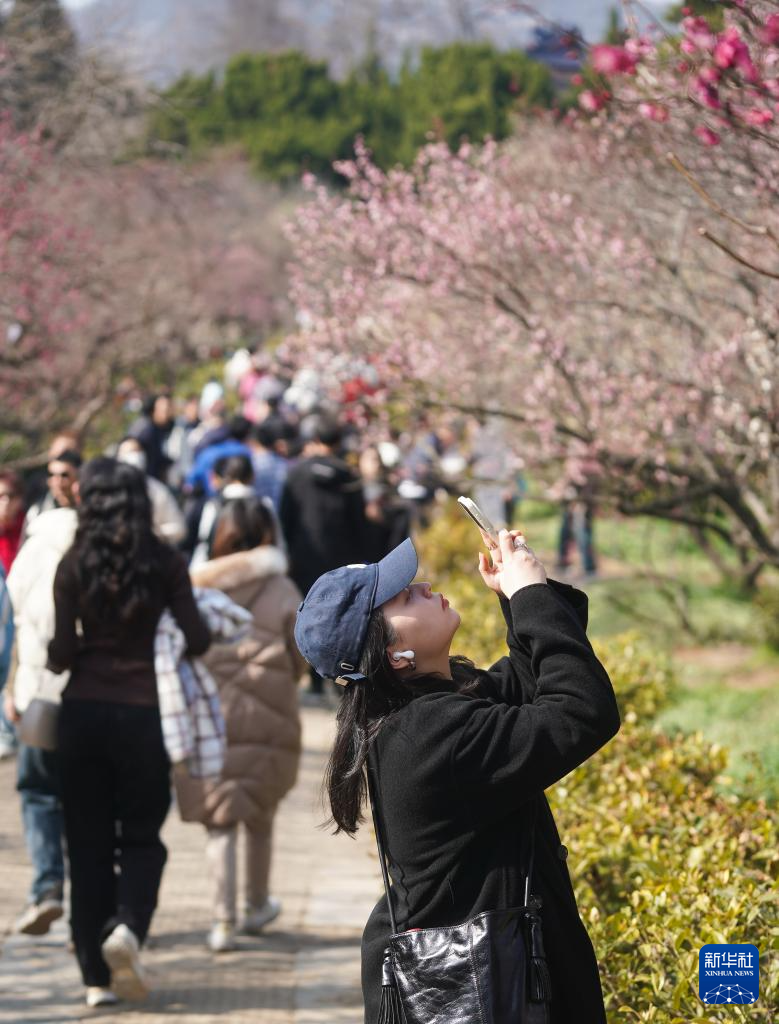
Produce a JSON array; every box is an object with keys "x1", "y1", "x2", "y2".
[
  {"x1": 557, "y1": 502, "x2": 597, "y2": 573},
  {"x1": 58, "y1": 700, "x2": 171, "y2": 987}
]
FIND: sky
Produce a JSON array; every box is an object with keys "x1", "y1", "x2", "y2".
[{"x1": 62, "y1": 0, "x2": 665, "y2": 16}]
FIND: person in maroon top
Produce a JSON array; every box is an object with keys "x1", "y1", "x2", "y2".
[
  {"x1": 48, "y1": 457, "x2": 211, "y2": 1009},
  {"x1": 0, "y1": 470, "x2": 25, "y2": 573}
]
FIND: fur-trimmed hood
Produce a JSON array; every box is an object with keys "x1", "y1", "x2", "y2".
[
  {"x1": 176, "y1": 542, "x2": 304, "y2": 829},
  {"x1": 189, "y1": 545, "x2": 288, "y2": 593}
]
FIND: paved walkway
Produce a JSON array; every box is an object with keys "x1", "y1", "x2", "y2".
[{"x1": 0, "y1": 706, "x2": 379, "y2": 1023}]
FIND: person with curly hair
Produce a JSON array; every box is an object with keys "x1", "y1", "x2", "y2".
[{"x1": 48, "y1": 457, "x2": 211, "y2": 1009}]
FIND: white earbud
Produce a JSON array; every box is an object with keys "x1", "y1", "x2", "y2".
[{"x1": 391, "y1": 650, "x2": 415, "y2": 662}]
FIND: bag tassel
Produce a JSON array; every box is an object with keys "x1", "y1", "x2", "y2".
[
  {"x1": 527, "y1": 903, "x2": 553, "y2": 1004},
  {"x1": 378, "y1": 947, "x2": 405, "y2": 1024}
]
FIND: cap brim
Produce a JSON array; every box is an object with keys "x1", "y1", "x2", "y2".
[{"x1": 374, "y1": 538, "x2": 418, "y2": 607}]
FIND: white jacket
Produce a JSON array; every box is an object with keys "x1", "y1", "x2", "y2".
[
  {"x1": 148, "y1": 476, "x2": 186, "y2": 545},
  {"x1": 6, "y1": 507, "x2": 77, "y2": 713}
]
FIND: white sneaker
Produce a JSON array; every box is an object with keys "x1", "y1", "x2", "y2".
[
  {"x1": 240, "y1": 897, "x2": 281, "y2": 935},
  {"x1": 207, "y1": 921, "x2": 237, "y2": 953},
  {"x1": 85, "y1": 987, "x2": 118, "y2": 1008},
  {"x1": 100, "y1": 924, "x2": 149, "y2": 1001},
  {"x1": 15, "y1": 898, "x2": 64, "y2": 936}
]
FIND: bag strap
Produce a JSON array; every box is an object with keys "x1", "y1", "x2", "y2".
[
  {"x1": 367, "y1": 765, "x2": 398, "y2": 935},
  {"x1": 367, "y1": 761, "x2": 539, "y2": 936}
]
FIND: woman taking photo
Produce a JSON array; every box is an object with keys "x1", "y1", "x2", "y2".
[
  {"x1": 294, "y1": 529, "x2": 620, "y2": 1024},
  {"x1": 48, "y1": 458, "x2": 211, "y2": 1008}
]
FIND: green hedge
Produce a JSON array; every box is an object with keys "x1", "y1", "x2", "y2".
[{"x1": 554, "y1": 705, "x2": 777, "y2": 1021}]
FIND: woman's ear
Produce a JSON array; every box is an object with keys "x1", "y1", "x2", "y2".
[{"x1": 388, "y1": 649, "x2": 416, "y2": 672}]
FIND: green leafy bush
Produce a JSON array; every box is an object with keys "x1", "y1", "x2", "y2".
[
  {"x1": 554, "y1": 720, "x2": 777, "y2": 1021},
  {"x1": 754, "y1": 585, "x2": 779, "y2": 651},
  {"x1": 594, "y1": 632, "x2": 676, "y2": 721}
]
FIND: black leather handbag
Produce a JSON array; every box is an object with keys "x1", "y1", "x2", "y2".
[{"x1": 369, "y1": 775, "x2": 551, "y2": 1024}]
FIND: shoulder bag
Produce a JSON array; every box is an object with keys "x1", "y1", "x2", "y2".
[
  {"x1": 18, "y1": 696, "x2": 60, "y2": 751},
  {"x1": 368, "y1": 771, "x2": 551, "y2": 1024}
]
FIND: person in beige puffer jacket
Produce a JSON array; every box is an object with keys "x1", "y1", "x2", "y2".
[{"x1": 178, "y1": 496, "x2": 306, "y2": 952}]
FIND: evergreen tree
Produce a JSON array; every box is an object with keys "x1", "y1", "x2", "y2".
[
  {"x1": 398, "y1": 43, "x2": 553, "y2": 163},
  {"x1": 148, "y1": 72, "x2": 226, "y2": 151},
  {"x1": 0, "y1": 0, "x2": 78, "y2": 128},
  {"x1": 602, "y1": 7, "x2": 626, "y2": 45},
  {"x1": 665, "y1": 1, "x2": 724, "y2": 28},
  {"x1": 148, "y1": 42, "x2": 554, "y2": 182}
]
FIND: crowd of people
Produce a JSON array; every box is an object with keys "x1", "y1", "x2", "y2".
[{"x1": 0, "y1": 349, "x2": 600, "y2": 1011}]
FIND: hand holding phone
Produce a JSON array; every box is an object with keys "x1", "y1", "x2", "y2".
[{"x1": 478, "y1": 529, "x2": 547, "y2": 598}]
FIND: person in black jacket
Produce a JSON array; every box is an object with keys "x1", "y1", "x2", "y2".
[
  {"x1": 280, "y1": 415, "x2": 368, "y2": 694},
  {"x1": 279, "y1": 415, "x2": 368, "y2": 596},
  {"x1": 294, "y1": 530, "x2": 620, "y2": 1024}
]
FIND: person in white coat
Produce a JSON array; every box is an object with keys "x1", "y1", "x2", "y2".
[
  {"x1": 116, "y1": 438, "x2": 186, "y2": 546},
  {"x1": 4, "y1": 507, "x2": 77, "y2": 934}
]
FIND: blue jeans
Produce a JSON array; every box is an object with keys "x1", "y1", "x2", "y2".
[
  {"x1": 0, "y1": 702, "x2": 18, "y2": 751},
  {"x1": 557, "y1": 502, "x2": 597, "y2": 574},
  {"x1": 16, "y1": 743, "x2": 65, "y2": 904}
]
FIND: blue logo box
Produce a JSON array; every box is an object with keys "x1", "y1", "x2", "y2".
[{"x1": 699, "y1": 944, "x2": 759, "y2": 1004}]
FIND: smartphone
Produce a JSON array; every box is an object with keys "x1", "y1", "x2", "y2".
[{"x1": 457, "y1": 496, "x2": 499, "y2": 547}]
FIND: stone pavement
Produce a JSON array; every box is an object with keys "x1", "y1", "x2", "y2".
[{"x1": 0, "y1": 705, "x2": 380, "y2": 1024}]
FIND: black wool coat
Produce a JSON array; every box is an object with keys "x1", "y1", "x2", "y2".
[
  {"x1": 361, "y1": 580, "x2": 621, "y2": 1024},
  {"x1": 278, "y1": 454, "x2": 368, "y2": 596}
]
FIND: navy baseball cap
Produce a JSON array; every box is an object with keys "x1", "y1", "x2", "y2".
[{"x1": 294, "y1": 538, "x2": 418, "y2": 682}]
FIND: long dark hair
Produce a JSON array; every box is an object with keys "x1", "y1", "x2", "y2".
[
  {"x1": 211, "y1": 497, "x2": 275, "y2": 558},
  {"x1": 325, "y1": 610, "x2": 494, "y2": 835},
  {"x1": 71, "y1": 457, "x2": 159, "y2": 623}
]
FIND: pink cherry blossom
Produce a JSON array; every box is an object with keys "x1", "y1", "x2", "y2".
[
  {"x1": 692, "y1": 77, "x2": 722, "y2": 110},
  {"x1": 693, "y1": 124, "x2": 721, "y2": 145},
  {"x1": 638, "y1": 103, "x2": 669, "y2": 123},
  {"x1": 591, "y1": 45, "x2": 637, "y2": 76},
  {"x1": 682, "y1": 16, "x2": 717, "y2": 52},
  {"x1": 758, "y1": 15, "x2": 779, "y2": 46},
  {"x1": 286, "y1": 106, "x2": 779, "y2": 583},
  {"x1": 742, "y1": 107, "x2": 774, "y2": 125},
  {"x1": 578, "y1": 89, "x2": 607, "y2": 113}
]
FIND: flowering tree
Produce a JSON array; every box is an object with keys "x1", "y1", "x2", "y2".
[
  {"x1": 286, "y1": 114, "x2": 778, "y2": 586},
  {"x1": 0, "y1": 126, "x2": 288, "y2": 460},
  {"x1": 0, "y1": 121, "x2": 98, "y2": 455},
  {"x1": 585, "y1": 1, "x2": 779, "y2": 270}
]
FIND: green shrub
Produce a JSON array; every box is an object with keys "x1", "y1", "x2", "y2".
[
  {"x1": 754, "y1": 585, "x2": 779, "y2": 651},
  {"x1": 553, "y1": 721, "x2": 777, "y2": 1021},
  {"x1": 594, "y1": 632, "x2": 676, "y2": 721}
]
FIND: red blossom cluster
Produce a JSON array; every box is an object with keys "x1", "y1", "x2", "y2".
[{"x1": 579, "y1": 1, "x2": 779, "y2": 149}]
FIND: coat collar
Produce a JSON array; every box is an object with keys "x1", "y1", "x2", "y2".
[{"x1": 190, "y1": 545, "x2": 288, "y2": 591}]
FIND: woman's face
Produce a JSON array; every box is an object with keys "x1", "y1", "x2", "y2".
[
  {"x1": 0, "y1": 485, "x2": 23, "y2": 528},
  {"x1": 380, "y1": 581, "x2": 460, "y2": 669}
]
